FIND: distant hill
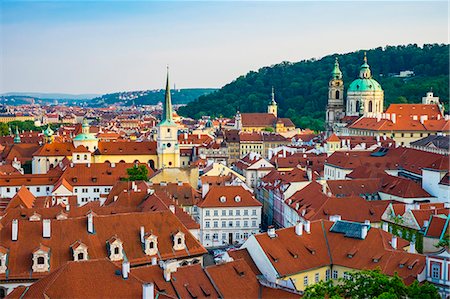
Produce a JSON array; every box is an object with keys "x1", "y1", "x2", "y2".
[
  {"x1": 91, "y1": 88, "x2": 217, "y2": 106},
  {"x1": 178, "y1": 44, "x2": 449, "y2": 131},
  {"x1": 1, "y1": 92, "x2": 99, "y2": 100}
]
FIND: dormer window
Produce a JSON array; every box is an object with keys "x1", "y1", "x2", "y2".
[
  {"x1": 107, "y1": 236, "x2": 124, "y2": 261},
  {"x1": 173, "y1": 231, "x2": 186, "y2": 251},
  {"x1": 32, "y1": 244, "x2": 50, "y2": 272},
  {"x1": 71, "y1": 241, "x2": 88, "y2": 261},
  {"x1": 144, "y1": 234, "x2": 158, "y2": 256}
]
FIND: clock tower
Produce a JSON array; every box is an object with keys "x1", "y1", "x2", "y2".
[{"x1": 157, "y1": 68, "x2": 180, "y2": 168}]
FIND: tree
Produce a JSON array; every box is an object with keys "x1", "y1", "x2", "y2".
[
  {"x1": 0, "y1": 123, "x2": 9, "y2": 136},
  {"x1": 125, "y1": 165, "x2": 149, "y2": 181},
  {"x1": 303, "y1": 269, "x2": 440, "y2": 299},
  {"x1": 434, "y1": 233, "x2": 449, "y2": 248}
]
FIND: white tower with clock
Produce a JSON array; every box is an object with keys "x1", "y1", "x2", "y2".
[{"x1": 157, "y1": 68, "x2": 180, "y2": 168}]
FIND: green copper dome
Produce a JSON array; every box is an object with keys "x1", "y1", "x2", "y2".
[
  {"x1": 73, "y1": 133, "x2": 97, "y2": 141},
  {"x1": 348, "y1": 53, "x2": 382, "y2": 92},
  {"x1": 43, "y1": 125, "x2": 54, "y2": 137},
  {"x1": 331, "y1": 57, "x2": 342, "y2": 79}
]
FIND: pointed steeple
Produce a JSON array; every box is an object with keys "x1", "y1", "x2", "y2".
[
  {"x1": 331, "y1": 57, "x2": 342, "y2": 79},
  {"x1": 359, "y1": 52, "x2": 372, "y2": 79},
  {"x1": 270, "y1": 86, "x2": 277, "y2": 105},
  {"x1": 163, "y1": 66, "x2": 173, "y2": 123},
  {"x1": 14, "y1": 126, "x2": 21, "y2": 144}
]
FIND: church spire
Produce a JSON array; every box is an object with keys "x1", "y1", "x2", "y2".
[
  {"x1": 270, "y1": 86, "x2": 276, "y2": 104},
  {"x1": 331, "y1": 57, "x2": 342, "y2": 79},
  {"x1": 163, "y1": 66, "x2": 173, "y2": 123},
  {"x1": 14, "y1": 126, "x2": 21, "y2": 144}
]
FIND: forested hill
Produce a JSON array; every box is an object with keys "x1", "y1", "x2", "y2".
[{"x1": 178, "y1": 44, "x2": 449, "y2": 131}]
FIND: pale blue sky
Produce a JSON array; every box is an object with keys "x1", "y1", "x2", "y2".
[{"x1": 0, "y1": 1, "x2": 448, "y2": 94}]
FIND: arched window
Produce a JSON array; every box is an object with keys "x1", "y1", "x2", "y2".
[
  {"x1": 177, "y1": 238, "x2": 182, "y2": 245},
  {"x1": 37, "y1": 257, "x2": 45, "y2": 265},
  {"x1": 368, "y1": 101, "x2": 373, "y2": 113},
  {"x1": 355, "y1": 101, "x2": 360, "y2": 113},
  {"x1": 150, "y1": 241, "x2": 154, "y2": 249},
  {"x1": 114, "y1": 247, "x2": 120, "y2": 255},
  {"x1": 78, "y1": 252, "x2": 84, "y2": 260},
  {"x1": 84, "y1": 154, "x2": 87, "y2": 160},
  {"x1": 148, "y1": 160, "x2": 155, "y2": 170},
  {"x1": 335, "y1": 90, "x2": 340, "y2": 99}
]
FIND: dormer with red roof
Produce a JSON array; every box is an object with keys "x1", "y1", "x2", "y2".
[{"x1": 107, "y1": 236, "x2": 124, "y2": 261}]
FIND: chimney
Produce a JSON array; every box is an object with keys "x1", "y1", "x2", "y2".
[
  {"x1": 295, "y1": 221, "x2": 303, "y2": 236},
  {"x1": 304, "y1": 221, "x2": 311, "y2": 233},
  {"x1": 364, "y1": 220, "x2": 370, "y2": 226},
  {"x1": 43, "y1": 219, "x2": 51, "y2": 238},
  {"x1": 65, "y1": 204, "x2": 70, "y2": 212},
  {"x1": 177, "y1": 181, "x2": 183, "y2": 186},
  {"x1": 361, "y1": 225, "x2": 368, "y2": 239},
  {"x1": 12, "y1": 219, "x2": 18, "y2": 241},
  {"x1": 143, "y1": 283, "x2": 154, "y2": 299},
  {"x1": 409, "y1": 241, "x2": 416, "y2": 254},
  {"x1": 70, "y1": 162, "x2": 74, "y2": 168},
  {"x1": 87, "y1": 213, "x2": 94, "y2": 234},
  {"x1": 267, "y1": 226, "x2": 276, "y2": 238},
  {"x1": 140, "y1": 226, "x2": 145, "y2": 243},
  {"x1": 391, "y1": 113, "x2": 396, "y2": 124},
  {"x1": 391, "y1": 236, "x2": 397, "y2": 250},
  {"x1": 169, "y1": 205, "x2": 176, "y2": 214},
  {"x1": 151, "y1": 257, "x2": 157, "y2": 266},
  {"x1": 382, "y1": 222, "x2": 388, "y2": 232},
  {"x1": 87, "y1": 163, "x2": 90, "y2": 168},
  {"x1": 322, "y1": 183, "x2": 327, "y2": 195},
  {"x1": 329, "y1": 215, "x2": 341, "y2": 222},
  {"x1": 423, "y1": 220, "x2": 429, "y2": 228},
  {"x1": 111, "y1": 162, "x2": 116, "y2": 168},
  {"x1": 306, "y1": 168, "x2": 312, "y2": 181},
  {"x1": 122, "y1": 261, "x2": 130, "y2": 279},
  {"x1": 163, "y1": 268, "x2": 171, "y2": 281}
]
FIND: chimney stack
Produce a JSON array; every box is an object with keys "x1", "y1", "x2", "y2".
[
  {"x1": 140, "y1": 226, "x2": 145, "y2": 243},
  {"x1": 382, "y1": 222, "x2": 388, "y2": 232},
  {"x1": 163, "y1": 268, "x2": 171, "y2": 282},
  {"x1": 87, "y1": 213, "x2": 94, "y2": 234},
  {"x1": 143, "y1": 283, "x2": 154, "y2": 299},
  {"x1": 267, "y1": 226, "x2": 276, "y2": 238},
  {"x1": 409, "y1": 241, "x2": 416, "y2": 254},
  {"x1": 65, "y1": 204, "x2": 70, "y2": 212},
  {"x1": 304, "y1": 221, "x2": 311, "y2": 234},
  {"x1": 295, "y1": 221, "x2": 303, "y2": 236},
  {"x1": 391, "y1": 236, "x2": 397, "y2": 250},
  {"x1": 12, "y1": 219, "x2": 18, "y2": 241},
  {"x1": 169, "y1": 205, "x2": 176, "y2": 214},
  {"x1": 151, "y1": 257, "x2": 157, "y2": 266},
  {"x1": 122, "y1": 261, "x2": 130, "y2": 279},
  {"x1": 361, "y1": 225, "x2": 368, "y2": 239},
  {"x1": 423, "y1": 220, "x2": 429, "y2": 228},
  {"x1": 43, "y1": 219, "x2": 51, "y2": 238},
  {"x1": 329, "y1": 215, "x2": 341, "y2": 222}
]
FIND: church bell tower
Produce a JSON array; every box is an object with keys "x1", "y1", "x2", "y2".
[{"x1": 326, "y1": 57, "x2": 344, "y2": 136}]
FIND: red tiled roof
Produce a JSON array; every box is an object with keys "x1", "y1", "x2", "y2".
[
  {"x1": 198, "y1": 186, "x2": 262, "y2": 208},
  {"x1": 425, "y1": 215, "x2": 449, "y2": 238},
  {"x1": 170, "y1": 264, "x2": 220, "y2": 299},
  {"x1": 95, "y1": 141, "x2": 157, "y2": 155},
  {"x1": 33, "y1": 142, "x2": 76, "y2": 157}
]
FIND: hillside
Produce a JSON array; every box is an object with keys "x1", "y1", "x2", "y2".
[
  {"x1": 178, "y1": 44, "x2": 449, "y2": 131},
  {"x1": 91, "y1": 88, "x2": 217, "y2": 106}
]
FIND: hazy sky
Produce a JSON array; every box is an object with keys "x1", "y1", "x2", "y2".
[{"x1": 0, "y1": 1, "x2": 448, "y2": 94}]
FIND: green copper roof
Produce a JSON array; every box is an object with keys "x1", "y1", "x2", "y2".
[
  {"x1": 331, "y1": 57, "x2": 342, "y2": 79},
  {"x1": 162, "y1": 67, "x2": 173, "y2": 124},
  {"x1": 14, "y1": 126, "x2": 21, "y2": 144},
  {"x1": 73, "y1": 133, "x2": 98, "y2": 141},
  {"x1": 348, "y1": 53, "x2": 382, "y2": 92},
  {"x1": 348, "y1": 78, "x2": 383, "y2": 92},
  {"x1": 44, "y1": 125, "x2": 54, "y2": 137}
]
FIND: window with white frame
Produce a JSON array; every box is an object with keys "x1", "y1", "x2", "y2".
[
  {"x1": 213, "y1": 210, "x2": 218, "y2": 216},
  {"x1": 205, "y1": 210, "x2": 210, "y2": 216},
  {"x1": 244, "y1": 221, "x2": 248, "y2": 227},
  {"x1": 205, "y1": 221, "x2": 210, "y2": 228},
  {"x1": 205, "y1": 234, "x2": 210, "y2": 240},
  {"x1": 222, "y1": 221, "x2": 226, "y2": 228},
  {"x1": 252, "y1": 209, "x2": 257, "y2": 216},
  {"x1": 303, "y1": 276, "x2": 308, "y2": 286},
  {"x1": 244, "y1": 210, "x2": 248, "y2": 216},
  {"x1": 315, "y1": 273, "x2": 319, "y2": 283},
  {"x1": 332, "y1": 270, "x2": 338, "y2": 279},
  {"x1": 431, "y1": 263, "x2": 441, "y2": 279},
  {"x1": 213, "y1": 221, "x2": 218, "y2": 228},
  {"x1": 222, "y1": 210, "x2": 226, "y2": 216}
]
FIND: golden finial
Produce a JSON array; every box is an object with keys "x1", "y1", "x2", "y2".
[{"x1": 363, "y1": 52, "x2": 367, "y2": 63}]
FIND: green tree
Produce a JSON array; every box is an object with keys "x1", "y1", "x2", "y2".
[
  {"x1": 125, "y1": 165, "x2": 149, "y2": 181},
  {"x1": 0, "y1": 123, "x2": 9, "y2": 136},
  {"x1": 435, "y1": 233, "x2": 449, "y2": 248},
  {"x1": 303, "y1": 269, "x2": 439, "y2": 299}
]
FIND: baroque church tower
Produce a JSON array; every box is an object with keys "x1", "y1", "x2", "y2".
[
  {"x1": 157, "y1": 68, "x2": 180, "y2": 168},
  {"x1": 326, "y1": 57, "x2": 344, "y2": 136},
  {"x1": 267, "y1": 87, "x2": 278, "y2": 117}
]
